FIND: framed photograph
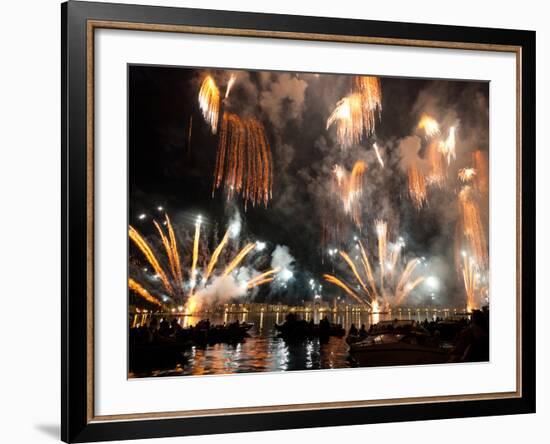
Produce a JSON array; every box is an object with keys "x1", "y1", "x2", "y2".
[{"x1": 62, "y1": 1, "x2": 535, "y2": 442}]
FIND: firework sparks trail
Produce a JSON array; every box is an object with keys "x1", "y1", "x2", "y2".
[
  {"x1": 198, "y1": 75, "x2": 220, "y2": 134},
  {"x1": 375, "y1": 220, "x2": 388, "y2": 291},
  {"x1": 225, "y1": 74, "x2": 236, "y2": 99},
  {"x1": 458, "y1": 186, "x2": 488, "y2": 270},
  {"x1": 246, "y1": 268, "x2": 281, "y2": 289},
  {"x1": 322, "y1": 274, "x2": 370, "y2": 306},
  {"x1": 358, "y1": 240, "x2": 379, "y2": 300},
  {"x1": 408, "y1": 164, "x2": 427, "y2": 209},
  {"x1": 324, "y1": 228, "x2": 425, "y2": 308},
  {"x1": 389, "y1": 238, "x2": 405, "y2": 278},
  {"x1": 129, "y1": 214, "x2": 276, "y2": 312},
  {"x1": 473, "y1": 150, "x2": 488, "y2": 194},
  {"x1": 204, "y1": 228, "x2": 230, "y2": 281},
  {"x1": 461, "y1": 253, "x2": 478, "y2": 311},
  {"x1": 418, "y1": 114, "x2": 440, "y2": 138},
  {"x1": 247, "y1": 277, "x2": 275, "y2": 289},
  {"x1": 458, "y1": 167, "x2": 477, "y2": 182},
  {"x1": 153, "y1": 220, "x2": 177, "y2": 282},
  {"x1": 426, "y1": 140, "x2": 446, "y2": 187},
  {"x1": 355, "y1": 76, "x2": 382, "y2": 135},
  {"x1": 129, "y1": 225, "x2": 174, "y2": 297},
  {"x1": 394, "y1": 259, "x2": 425, "y2": 305},
  {"x1": 152, "y1": 215, "x2": 184, "y2": 292},
  {"x1": 332, "y1": 161, "x2": 367, "y2": 228},
  {"x1": 373, "y1": 143, "x2": 385, "y2": 168},
  {"x1": 213, "y1": 113, "x2": 273, "y2": 209},
  {"x1": 128, "y1": 278, "x2": 162, "y2": 306},
  {"x1": 439, "y1": 126, "x2": 457, "y2": 165},
  {"x1": 166, "y1": 215, "x2": 183, "y2": 286},
  {"x1": 189, "y1": 216, "x2": 202, "y2": 295},
  {"x1": 339, "y1": 251, "x2": 371, "y2": 298},
  {"x1": 222, "y1": 243, "x2": 256, "y2": 277},
  {"x1": 326, "y1": 94, "x2": 364, "y2": 148},
  {"x1": 326, "y1": 76, "x2": 382, "y2": 148}
]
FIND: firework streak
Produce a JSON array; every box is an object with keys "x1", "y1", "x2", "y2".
[
  {"x1": 129, "y1": 214, "x2": 277, "y2": 310},
  {"x1": 213, "y1": 113, "x2": 273, "y2": 209},
  {"x1": 439, "y1": 126, "x2": 457, "y2": 165},
  {"x1": 332, "y1": 161, "x2": 367, "y2": 228},
  {"x1": 128, "y1": 278, "x2": 162, "y2": 306},
  {"x1": 324, "y1": 222, "x2": 425, "y2": 308},
  {"x1": 198, "y1": 75, "x2": 220, "y2": 134},
  {"x1": 458, "y1": 167, "x2": 477, "y2": 183},
  {"x1": 327, "y1": 76, "x2": 382, "y2": 148},
  {"x1": 418, "y1": 113, "x2": 440, "y2": 138},
  {"x1": 408, "y1": 164, "x2": 427, "y2": 209},
  {"x1": 458, "y1": 185, "x2": 488, "y2": 270}
]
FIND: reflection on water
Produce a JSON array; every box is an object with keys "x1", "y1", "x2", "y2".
[{"x1": 132, "y1": 309, "x2": 449, "y2": 377}]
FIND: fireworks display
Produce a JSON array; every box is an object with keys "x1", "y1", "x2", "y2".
[
  {"x1": 439, "y1": 126, "x2": 457, "y2": 165},
  {"x1": 129, "y1": 213, "x2": 278, "y2": 311},
  {"x1": 213, "y1": 113, "x2": 273, "y2": 209},
  {"x1": 461, "y1": 252, "x2": 479, "y2": 312},
  {"x1": 426, "y1": 140, "x2": 446, "y2": 187},
  {"x1": 373, "y1": 142, "x2": 385, "y2": 168},
  {"x1": 418, "y1": 113, "x2": 440, "y2": 138},
  {"x1": 332, "y1": 161, "x2": 367, "y2": 228},
  {"x1": 458, "y1": 167, "x2": 477, "y2": 183},
  {"x1": 458, "y1": 186, "x2": 488, "y2": 270},
  {"x1": 324, "y1": 222, "x2": 426, "y2": 309},
  {"x1": 198, "y1": 75, "x2": 220, "y2": 134},
  {"x1": 473, "y1": 150, "x2": 489, "y2": 194},
  {"x1": 354, "y1": 76, "x2": 383, "y2": 136},
  {"x1": 327, "y1": 76, "x2": 382, "y2": 148},
  {"x1": 128, "y1": 278, "x2": 162, "y2": 306},
  {"x1": 225, "y1": 74, "x2": 236, "y2": 99},
  {"x1": 132, "y1": 65, "x2": 490, "y2": 315},
  {"x1": 408, "y1": 164, "x2": 427, "y2": 209},
  {"x1": 326, "y1": 94, "x2": 364, "y2": 148}
]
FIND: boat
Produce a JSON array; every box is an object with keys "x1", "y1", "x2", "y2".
[
  {"x1": 348, "y1": 320, "x2": 449, "y2": 366},
  {"x1": 275, "y1": 315, "x2": 345, "y2": 341}
]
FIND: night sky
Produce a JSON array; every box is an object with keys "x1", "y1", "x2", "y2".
[{"x1": 128, "y1": 64, "x2": 489, "y2": 307}]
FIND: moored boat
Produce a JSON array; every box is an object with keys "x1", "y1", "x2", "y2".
[{"x1": 348, "y1": 320, "x2": 449, "y2": 366}]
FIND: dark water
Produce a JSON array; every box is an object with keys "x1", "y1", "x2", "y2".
[{"x1": 130, "y1": 308, "x2": 452, "y2": 377}]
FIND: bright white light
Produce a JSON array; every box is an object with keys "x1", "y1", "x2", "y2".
[
  {"x1": 461, "y1": 250, "x2": 467, "y2": 257},
  {"x1": 230, "y1": 220, "x2": 241, "y2": 238},
  {"x1": 255, "y1": 241, "x2": 266, "y2": 251},
  {"x1": 157, "y1": 206, "x2": 163, "y2": 211},
  {"x1": 177, "y1": 306, "x2": 184, "y2": 312},
  {"x1": 425, "y1": 276, "x2": 439, "y2": 290},
  {"x1": 138, "y1": 214, "x2": 146, "y2": 220},
  {"x1": 280, "y1": 268, "x2": 293, "y2": 281}
]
